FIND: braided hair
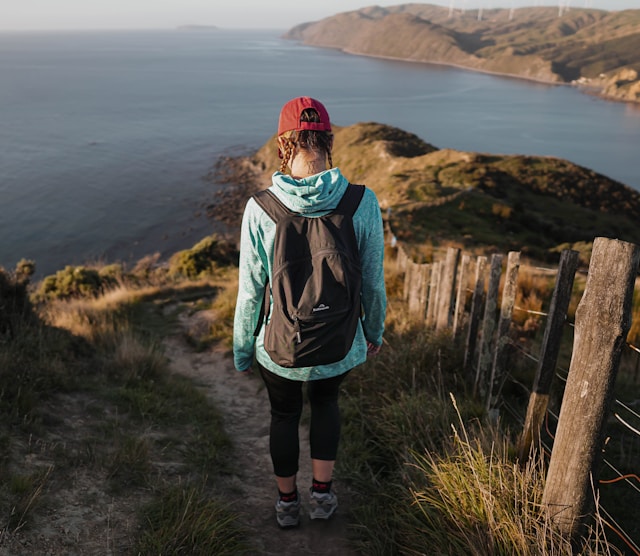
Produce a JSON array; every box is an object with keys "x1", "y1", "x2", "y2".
[{"x1": 279, "y1": 108, "x2": 333, "y2": 173}]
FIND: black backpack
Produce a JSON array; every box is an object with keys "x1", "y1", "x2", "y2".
[{"x1": 252, "y1": 184, "x2": 365, "y2": 368}]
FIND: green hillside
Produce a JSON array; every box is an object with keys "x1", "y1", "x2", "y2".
[{"x1": 225, "y1": 121, "x2": 640, "y2": 263}]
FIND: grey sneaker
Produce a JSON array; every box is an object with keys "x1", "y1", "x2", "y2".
[
  {"x1": 309, "y1": 489, "x2": 338, "y2": 520},
  {"x1": 275, "y1": 495, "x2": 300, "y2": 528}
]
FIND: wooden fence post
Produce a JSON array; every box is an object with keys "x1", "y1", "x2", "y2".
[
  {"x1": 426, "y1": 261, "x2": 441, "y2": 327},
  {"x1": 418, "y1": 264, "x2": 431, "y2": 319},
  {"x1": 474, "y1": 253, "x2": 503, "y2": 400},
  {"x1": 487, "y1": 251, "x2": 520, "y2": 413},
  {"x1": 542, "y1": 238, "x2": 640, "y2": 541},
  {"x1": 464, "y1": 256, "x2": 487, "y2": 375},
  {"x1": 403, "y1": 260, "x2": 414, "y2": 302},
  {"x1": 453, "y1": 254, "x2": 471, "y2": 338},
  {"x1": 518, "y1": 249, "x2": 580, "y2": 460},
  {"x1": 436, "y1": 248, "x2": 460, "y2": 331},
  {"x1": 407, "y1": 262, "x2": 420, "y2": 314},
  {"x1": 409, "y1": 263, "x2": 429, "y2": 317},
  {"x1": 397, "y1": 245, "x2": 407, "y2": 274}
]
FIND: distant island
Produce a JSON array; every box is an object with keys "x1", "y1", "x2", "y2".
[
  {"x1": 177, "y1": 25, "x2": 218, "y2": 31},
  {"x1": 283, "y1": 4, "x2": 640, "y2": 104}
]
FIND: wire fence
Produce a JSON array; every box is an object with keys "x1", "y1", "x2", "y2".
[
  {"x1": 506, "y1": 330, "x2": 640, "y2": 554},
  {"x1": 387, "y1": 228, "x2": 640, "y2": 552}
]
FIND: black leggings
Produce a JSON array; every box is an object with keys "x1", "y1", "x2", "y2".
[{"x1": 257, "y1": 364, "x2": 349, "y2": 478}]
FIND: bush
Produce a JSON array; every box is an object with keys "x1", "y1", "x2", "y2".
[
  {"x1": 99, "y1": 263, "x2": 124, "y2": 285},
  {"x1": 168, "y1": 234, "x2": 238, "y2": 279},
  {"x1": 35, "y1": 265, "x2": 107, "y2": 301},
  {"x1": 15, "y1": 259, "x2": 36, "y2": 282}
]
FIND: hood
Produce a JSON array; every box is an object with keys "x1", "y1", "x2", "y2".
[{"x1": 270, "y1": 168, "x2": 349, "y2": 215}]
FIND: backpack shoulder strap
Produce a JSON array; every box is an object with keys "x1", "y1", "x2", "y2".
[
  {"x1": 252, "y1": 189, "x2": 295, "y2": 222},
  {"x1": 334, "y1": 183, "x2": 366, "y2": 216},
  {"x1": 250, "y1": 189, "x2": 287, "y2": 338}
]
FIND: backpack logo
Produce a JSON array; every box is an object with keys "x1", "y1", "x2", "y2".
[{"x1": 252, "y1": 184, "x2": 366, "y2": 368}]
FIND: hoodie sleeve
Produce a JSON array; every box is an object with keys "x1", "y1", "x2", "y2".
[
  {"x1": 355, "y1": 188, "x2": 387, "y2": 346},
  {"x1": 233, "y1": 199, "x2": 268, "y2": 371}
]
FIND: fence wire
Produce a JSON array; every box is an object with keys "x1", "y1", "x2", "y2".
[
  {"x1": 600, "y1": 505, "x2": 640, "y2": 556},
  {"x1": 391, "y1": 235, "x2": 640, "y2": 549}
]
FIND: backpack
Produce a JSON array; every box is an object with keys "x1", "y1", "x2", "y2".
[{"x1": 252, "y1": 184, "x2": 365, "y2": 368}]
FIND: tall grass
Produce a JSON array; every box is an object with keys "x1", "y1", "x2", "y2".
[
  {"x1": 6, "y1": 465, "x2": 53, "y2": 532},
  {"x1": 400, "y1": 396, "x2": 618, "y2": 555},
  {"x1": 135, "y1": 486, "x2": 248, "y2": 555},
  {"x1": 206, "y1": 274, "x2": 239, "y2": 349},
  {"x1": 338, "y1": 263, "x2": 621, "y2": 555}
]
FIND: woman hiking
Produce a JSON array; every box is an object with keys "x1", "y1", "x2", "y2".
[{"x1": 233, "y1": 96, "x2": 386, "y2": 528}]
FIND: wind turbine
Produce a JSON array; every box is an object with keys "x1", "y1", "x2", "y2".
[{"x1": 558, "y1": 0, "x2": 572, "y2": 17}]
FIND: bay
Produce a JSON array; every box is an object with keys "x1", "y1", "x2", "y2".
[{"x1": 1, "y1": 28, "x2": 639, "y2": 277}]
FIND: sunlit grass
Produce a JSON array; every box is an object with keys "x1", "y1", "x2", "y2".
[
  {"x1": 401, "y1": 396, "x2": 617, "y2": 556},
  {"x1": 339, "y1": 262, "x2": 624, "y2": 555}
]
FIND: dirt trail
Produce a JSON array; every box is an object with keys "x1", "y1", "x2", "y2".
[{"x1": 164, "y1": 310, "x2": 358, "y2": 556}]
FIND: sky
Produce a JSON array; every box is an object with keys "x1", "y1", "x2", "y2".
[{"x1": 1, "y1": 0, "x2": 637, "y2": 31}]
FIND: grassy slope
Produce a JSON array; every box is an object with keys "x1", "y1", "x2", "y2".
[
  {"x1": 0, "y1": 260, "x2": 248, "y2": 553},
  {"x1": 284, "y1": 4, "x2": 640, "y2": 101},
  {"x1": 248, "y1": 122, "x2": 640, "y2": 263}
]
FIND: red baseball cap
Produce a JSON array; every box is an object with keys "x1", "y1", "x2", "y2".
[{"x1": 277, "y1": 96, "x2": 332, "y2": 136}]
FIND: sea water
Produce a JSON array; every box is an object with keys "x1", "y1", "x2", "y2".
[{"x1": 1, "y1": 28, "x2": 639, "y2": 276}]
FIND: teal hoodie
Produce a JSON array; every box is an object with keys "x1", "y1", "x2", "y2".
[{"x1": 233, "y1": 167, "x2": 387, "y2": 381}]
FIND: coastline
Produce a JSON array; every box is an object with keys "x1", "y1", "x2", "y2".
[
  {"x1": 341, "y1": 47, "x2": 566, "y2": 88},
  {"x1": 296, "y1": 40, "x2": 635, "y2": 106}
]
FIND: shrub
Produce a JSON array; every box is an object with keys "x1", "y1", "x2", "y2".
[
  {"x1": 35, "y1": 265, "x2": 106, "y2": 301},
  {"x1": 168, "y1": 234, "x2": 238, "y2": 279},
  {"x1": 99, "y1": 263, "x2": 124, "y2": 285},
  {"x1": 15, "y1": 259, "x2": 36, "y2": 282}
]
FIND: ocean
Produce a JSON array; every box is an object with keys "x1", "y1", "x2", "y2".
[{"x1": 1, "y1": 28, "x2": 639, "y2": 277}]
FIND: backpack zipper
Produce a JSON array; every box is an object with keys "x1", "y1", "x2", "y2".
[{"x1": 293, "y1": 316, "x2": 302, "y2": 344}]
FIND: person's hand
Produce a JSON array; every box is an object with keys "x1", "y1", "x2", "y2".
[
  {"x1": 237, "y1": 367, "x2": 253, "y2": 376},
  {"x1": 366, "y1": 341, "x2": 381, "y2": 357}
]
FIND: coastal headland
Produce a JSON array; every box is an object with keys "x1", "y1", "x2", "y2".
[
  {"x1": 212, "y1": 121, "x2": 640, "y2": 265},
  {"x1": 283, "y1": 4, "x2": 640, "y2": 104}
]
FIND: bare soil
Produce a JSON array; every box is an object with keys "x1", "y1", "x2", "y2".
[
  {"x1": 164, "y1": 309, "x2": 358, "y2": 555},
  {"x1": 0, "y1": 306, "x2": 358, "y2": 555}
]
